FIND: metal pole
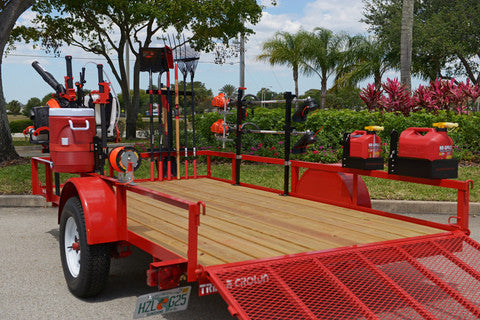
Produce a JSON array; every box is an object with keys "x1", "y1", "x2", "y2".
[
  {"x1": 239, "y1": 33, "x2": 245, "y2": 88},
  {"x1": 235, "y1": 88, "x2": 245, "y2": 185},
  {"x1": 283, "y1": 92, "x2": 294, "y2": 196},
  {"x1": 97, "y1": 64, "x2": 107, "y2": 174}
]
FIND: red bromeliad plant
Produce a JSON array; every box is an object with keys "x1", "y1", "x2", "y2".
[
  {"x1": 360, "y1": 78, "x2": 480, "y2": 115},
  {"x1": 359, "y1": 83, "x2": 383, "y2": 111},
  {"x1": 412, "y1": 84, "x2": 435, "y2": 112},
  {"x1": 380, "y1": 78, "x2": 412, "y2": 116}
]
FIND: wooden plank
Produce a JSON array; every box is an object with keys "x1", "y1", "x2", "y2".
[
  {"x1": 128, "y1": 197, "x2": 252, "y2": 265},
  {"x1": 140, "y1": 179, "x2": 440, "y2": 241},
  {"x1": 147, "y1": 179, "x2": 443, "y2": 235},
  {"x1": 128, "y1": 197, "x2": 286, "y2": 260},
  {"x1": 132, "y1": 183, "x2": 374, "y2": 247},
  {"x1": 129, "y1": 193, "x2": 310, "y2": 254},
  {"x1": 127, "y1": 178, "x2": 446, "y2": 267}
]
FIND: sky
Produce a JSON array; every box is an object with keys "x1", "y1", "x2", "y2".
[{"x1": 3, "y1": 0, "x2": 379, "y2": 105}]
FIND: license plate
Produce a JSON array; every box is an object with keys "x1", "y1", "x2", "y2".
[{"x1": 133, "y1": 286, "x2": 191, "y2": 319}]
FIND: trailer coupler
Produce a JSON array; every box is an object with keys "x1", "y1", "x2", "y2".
[{"x1": 146, "y1": 259, "x2": 187, "y2": 290}]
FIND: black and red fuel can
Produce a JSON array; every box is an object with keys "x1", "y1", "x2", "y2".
[
  {"x1": 342, "y1": 126, "x2": 384, "y2": 170},
  {"x1": 388, "y1": 122, "x2": 459, "y2": 179}
]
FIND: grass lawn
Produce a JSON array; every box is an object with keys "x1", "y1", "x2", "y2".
[
  {"x1": 8, "y1": 114, "x2": 28, "y2": 121},
  {"x1": 1, "y1": 159, "x2": 478, "y2": 202}
]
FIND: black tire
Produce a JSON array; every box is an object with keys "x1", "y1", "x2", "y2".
[{"x1": 59, "y1": 196, "x2": 111, "y2": 298}]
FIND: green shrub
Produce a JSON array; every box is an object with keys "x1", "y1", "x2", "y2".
[
  {"x1": 9, "y1": 119, "x2": 33, "y2": 133},
  {"x1": 194, "y1": 108, "x2": 480, "y2": 163}
]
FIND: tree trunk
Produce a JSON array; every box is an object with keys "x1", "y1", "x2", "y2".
[
  {"x1": 0, "y1": 0, "x2": 35, "y2": 163},
  {"x1": 400, "y1": 0, "x2": 414, "y2": 90},
  {"x1": 126, "y1": 59, "x2": 141, "y2": 139},
  {"x1": 293, "y1": 66, "x2": 299, "y2": 109},
  {"x1": 0, "y1": 61, "x2": 19, "y2": 162},
  {"x1": 374, "y1": 72, "x2": 382, "y2": 90},
  {"x1": 321, "y1": 73, "x2": 328, "y2": 108}
]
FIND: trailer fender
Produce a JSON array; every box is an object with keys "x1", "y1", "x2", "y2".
[
  {"x1": 59, "y1": 177, "x2": 120, "y2": 245},
  {"x1": 295, "y1": 168, "x2": 371, "y2": 208}
]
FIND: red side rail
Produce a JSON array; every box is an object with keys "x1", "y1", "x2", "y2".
[
  {"x1": 197, "y1": 150, "x2": 473, "y2": 235},
  {"x1": 100, "y1": 175, "x2": 206, "y2": 282},
  {"x1": 31, "y1": 156, "x2": 206, "y2": 282},
  {"x1": 290, "y1": 160, "x2": 473, "y2": 234}
]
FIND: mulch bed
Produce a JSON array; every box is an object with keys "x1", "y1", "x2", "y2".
[{"x1": 0, "y1": 157, "x2": 30, "y2": 168}]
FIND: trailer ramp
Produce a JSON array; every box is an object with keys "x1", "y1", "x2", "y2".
[{"x1": 206, "y1": 232, "x2": 480, "y2": 320}]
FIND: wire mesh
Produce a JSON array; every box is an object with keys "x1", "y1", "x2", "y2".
[{"x1": 207, "y1": 233, "x2": 480, "y2": 320}]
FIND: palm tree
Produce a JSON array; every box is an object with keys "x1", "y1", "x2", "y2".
[
  {"x1": 303, "y1": 28, "x2": 348, "y2": 108},
  {"x1": 219, "y1": 84, "x2": 236, "y2": 99},
  {"x1": 400, "y1": 0, "x2": 414, "y2": 90},
  {"x1": 257, "y1": 30, "x2": 310, "y2": 107},
  {"x1": 335, "y1": 35, "x2": 393, "y2": 90}
]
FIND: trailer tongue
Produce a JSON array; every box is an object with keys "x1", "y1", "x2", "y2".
[{"x1": 206, "y1": 231, "x2": 480, "y2": 320}]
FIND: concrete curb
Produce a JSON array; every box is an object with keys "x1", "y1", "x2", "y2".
[
  {"x1": 372, "y1": 199, "x2": 480, "y2": 215},
  {"x1": 0, "y1": 195, "x2": 48, "y2": 207},
  {"x1": 1, "y1": 194, "x2": 479, "y2": 215}
]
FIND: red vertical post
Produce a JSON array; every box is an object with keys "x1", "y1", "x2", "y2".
[
  {"x1": 167, "y1": 161, "x2": 172, "y2": 180},
  {"x1": 159, "y1": 160, "x2": 164, "y2": 181},
  {"x1": 352, "y1": 173, "x2": 358, "y2": 205},
  {"x1": 457, "y1": 181, "x2": 471, "y2": 233},
  {"x1": 207, "y1": 155, "x2": 212, "y2": 178},
  {"x1": 31, "y1": 158, "x2": 40, "y2": 195},
  {"x1": 187, "y1": 203, "x2": 201, "y2": 281},
  {"x1": 193, "y1": 159, "x2": 197, "y2": 179},
  {"x1": 150, "y1": 162, "x2": 155, "y2": 181},
  {"x1": 45, "y1": 163, "x2": 53, "y2": 202},
  {"x1": 231, "y1": 157, "x2": 236, "y2": 183},
  {"x1": 116, "y1": 184, "x2": 128, "y2": 240}
]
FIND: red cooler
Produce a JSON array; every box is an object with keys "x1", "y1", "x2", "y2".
[{"x1": 49, "y1": 108, "x2": 95, "y2": 173}]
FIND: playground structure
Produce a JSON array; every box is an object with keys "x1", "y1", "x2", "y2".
[{"x1": 26, "y1": 50, "x2": 480, "y2": 319}]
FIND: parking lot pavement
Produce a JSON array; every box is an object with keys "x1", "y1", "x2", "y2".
[
  {"x1": 0, "y1": 206, "x2": 233, "y2": 320},
  {"x1": 2, "y1": 206, "x2": 479, "y2": 320}
]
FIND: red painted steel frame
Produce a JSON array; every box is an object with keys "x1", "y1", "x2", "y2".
[
  {"x1": 100, "y1": 175, "x2": 206, "y2": 282},
  {"x1": 32, "y1": 151, "x2": 473, "y2": 289},
  {"x1": 32, "y1": 156, "x2": 205, "y2": 282},
  {"x1": 206, "y1": 230, "x2": 480, "y2": 320},
  {"x1": 31, "y1": 157, "x2": 59, "y2": 205}
]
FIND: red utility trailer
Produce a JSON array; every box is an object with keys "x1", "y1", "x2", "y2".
[
  {"x1": 28, "y1": 55, "x2": 480, "y2": 319},
  {"x1": 31, "y1": 150, "x2": 480, "y2": 319}
]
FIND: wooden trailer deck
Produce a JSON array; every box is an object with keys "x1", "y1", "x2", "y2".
[{"x1": 126, "y1": 178, "x2": 445, "y2": 266}]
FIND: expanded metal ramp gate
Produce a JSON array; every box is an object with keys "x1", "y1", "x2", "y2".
[{"x1": 206, "y1": 231, "x2": 480, "y2": 320}]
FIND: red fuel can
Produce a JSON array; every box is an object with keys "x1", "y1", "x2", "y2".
[
  {"x1": 49, "y1": 108, "x2": 95, "y2": 173},
  {"x1": 398, "y1": 127, "x2": 453, "y2": 161},
  {"x1": 349, "y1": 130, "x2": 382, "y2": 159},
  {"x1": 342, "y1": 126, "x2": 384, "y2": 170}
]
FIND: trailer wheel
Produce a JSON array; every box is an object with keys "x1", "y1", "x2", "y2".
[{"x1": 59, "y1": 196, "x2": 111, "y2": 297}]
